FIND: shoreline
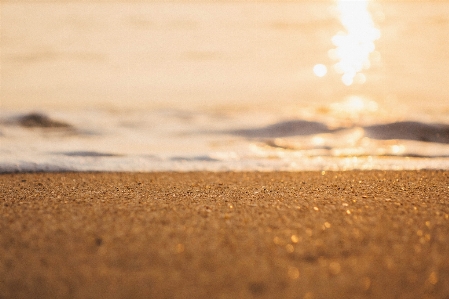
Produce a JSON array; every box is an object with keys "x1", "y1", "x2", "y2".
[{"x1": 1, "y1": 171, "x2": 449, "y2": 298}]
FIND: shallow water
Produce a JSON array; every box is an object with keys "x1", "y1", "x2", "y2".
[{"x1": 1, "y1": 1, "x2": 449, "y2": 172}]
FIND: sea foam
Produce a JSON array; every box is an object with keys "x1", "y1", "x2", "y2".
[{"x1": 1, "y1": 109, "x2": 448, "y2": 173}]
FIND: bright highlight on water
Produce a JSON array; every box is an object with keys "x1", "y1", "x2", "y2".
[{"x1": 314, "y1": 0, "x2": 380, "y2": 86}]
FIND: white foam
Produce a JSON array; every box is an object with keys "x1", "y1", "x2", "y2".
[{"x1": 1, "y1": 109, "x2": 448, "y2": 173}]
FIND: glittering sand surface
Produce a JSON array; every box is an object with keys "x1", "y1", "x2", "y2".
[{"x1": 1, "y1": 171, "x2": 449, "y2": 299}]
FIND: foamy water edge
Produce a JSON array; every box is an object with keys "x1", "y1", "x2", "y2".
[{"x1": 1, "y1": 110, "x2": 448, "y2": 173}]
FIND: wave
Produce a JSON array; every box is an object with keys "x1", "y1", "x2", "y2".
[
  {"x1": 1, "y1": 110, "x2": 449, "y2": 173},
  {"x1": 0, "y1": 112, "x2": 104, "y2": 137},
  {"x1": 0, "y1": 162, "x2": 74, "y2": 174},
  {"x1": 364, "y1": 122, "x2": 449, "y2": 144},
  {"x1": 231, "y1": 120, "x2": 332, "y2": 138},
  {"x1": 228, "y1": 119, "x2": 449, "y2": 144},
  {"x1": 9, "y1": 112, "x2": 73, "y2": 129},
  {"x1": 59, "y1": 151, "x2": 123, "y2": 157}
]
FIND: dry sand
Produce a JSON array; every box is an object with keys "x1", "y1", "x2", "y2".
[{"x1": 1, "y1": 171, "x2": 449, "y2": 299}]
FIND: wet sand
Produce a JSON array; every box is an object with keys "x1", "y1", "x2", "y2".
[{"x1": 1, "y1": 171, "x2": 449, "y2": 299}]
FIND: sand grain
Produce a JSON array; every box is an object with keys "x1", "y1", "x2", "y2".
[{"x1": 1, "y1": 171, "x2": 449, "y2": 299}]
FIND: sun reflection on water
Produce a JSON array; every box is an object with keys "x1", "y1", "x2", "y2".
[
  {"x1": 331, "y1": 96, "x2": 378, "y2": 114},
  {"x1": 332, "y1": 0, "x2": 380, "y2": 85},
  {"x1": 314, "y1": 0, "x2": 380, "y2": 86}
]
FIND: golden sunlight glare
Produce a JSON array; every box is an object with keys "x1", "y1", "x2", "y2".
[
  {"x1": 313, "y1": 64, "x2": 328, "y2": 77},
  {"x1": 329, "y1": 0, "x2": 380, "y2": 86},
  {"x1": 329, "y1": 95, "x2": 379, "y2": 119}
]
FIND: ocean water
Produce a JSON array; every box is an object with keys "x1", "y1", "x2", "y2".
[{"x1": 1, "y1": 1, "x2": 449, "y2": 172}]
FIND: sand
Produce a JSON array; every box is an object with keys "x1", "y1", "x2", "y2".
[{"x1": 1, "y1": 171, "x2": 449, "y2": 299}]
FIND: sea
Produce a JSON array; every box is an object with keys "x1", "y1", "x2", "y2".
[{"x1": 1, "y1": 1, "x2": 449, "y2": 172}]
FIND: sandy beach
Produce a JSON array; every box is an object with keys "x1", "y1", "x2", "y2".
[{"x1": 1, "y1": 171, "x2": 449, "y2": 299}]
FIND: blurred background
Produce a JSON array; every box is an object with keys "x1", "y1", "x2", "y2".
[
  {"x1": 1, "y1": 1, "x2": 449, "y2": 171},
  {"x1": 2, "y1": 1, "x2": 448, "y2": 114}
]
